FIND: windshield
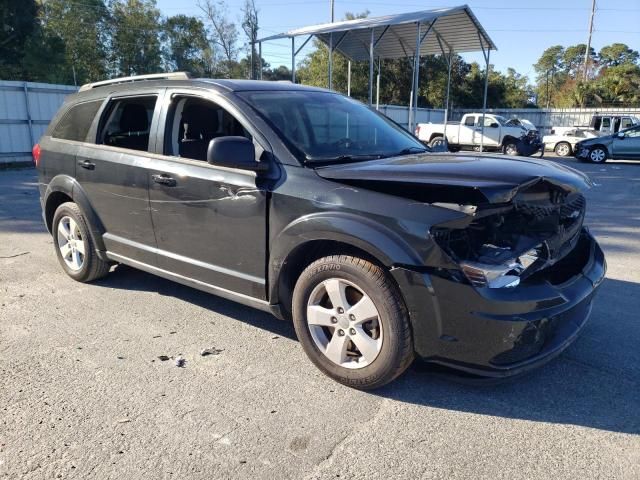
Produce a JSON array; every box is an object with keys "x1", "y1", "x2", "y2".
[{"x1": 238, "y1": 90, "x2": 427, "y2": 163}]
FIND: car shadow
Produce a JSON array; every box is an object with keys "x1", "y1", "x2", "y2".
[{"x1": 97, "y1": 264, "x2": 640, "y2": 436}]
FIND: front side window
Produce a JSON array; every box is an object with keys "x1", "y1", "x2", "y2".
[
  {"x1": 51, "y1": 100, "x2": 103, "y2": 142},
  {"x1": 239, "y1": 91, "x2": 426, "y2": 163},
  {"x1": 624, "y1": 126, "x2": 640, "y2": 138},
  {"x1": 98, "y1": 96, "x2": 157, "y2": 152},
  {"x1": 164, "y1": 96, "x2": 252, "y2": 162}
]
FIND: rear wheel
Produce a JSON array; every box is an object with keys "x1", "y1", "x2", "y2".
[
  {"x1": 429, "y1": 136, "x2": 446, "y2": 149},
  {"x1": 52, "y1": 202, "x2": 110, "y2": 282},
  {"x1": 588, "y1": 147, "x2": 607, "y2": 163},
  {"x1": 554, "y1": 142, "x2": 572, "y2": 157},
  {"x1": 292, "y1": 255, "x2": 413, "y2": 390}
]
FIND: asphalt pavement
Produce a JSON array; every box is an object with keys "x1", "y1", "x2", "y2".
[{"x1": 1, "y1": 156, "x2": 639, "y2": 479}]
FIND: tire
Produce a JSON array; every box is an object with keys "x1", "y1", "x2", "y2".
[
  {"x1": 503, "y1": 142, "x2": 519, "y2": 156},
  {"x1": 588, "y1": 146, "x2": 607, "y2": 163},
  {"x1": 292, "y1": 255, "x2": 414, "y2": 390},
  {"x1": 554, "y1": 142, "x2": 572, "y2": 157},
  {"x1": 52, "y1": 202, "x2": 111, "y2": 282},
  {"x1": 429, "y1": 136, "x2": 445, "y2": 149}
]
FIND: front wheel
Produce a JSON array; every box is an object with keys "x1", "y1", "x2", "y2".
[
  {"x1": 588, "y1": 147, "x2": 608, "y2": 163},
  {"x1": 292, "y1": 255, "x2": 413, "y2": 390},
  {"x1": 503, "y1": 142, "x2": 519, "y2": 156},
  {"x1": 429, "y1": 136, "x2": 446, "y2": 149}
]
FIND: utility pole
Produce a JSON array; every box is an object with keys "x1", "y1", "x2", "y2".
[{"x1": 584, "y1": 0, "x2": 596, "y2": 81}]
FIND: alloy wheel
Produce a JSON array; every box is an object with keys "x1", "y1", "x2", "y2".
[
  {"x1": 306, "y1": 278, "x2": 383, "y2": 369},
  {"x1": 57, "y1": 215, "x2": 85, "y2": 271},
  {"x1": 590, "y1": 148, "x2": 606, "y2": 163},
  {"x1": 555, "y1": 143, "x2": 571, "y2": 157}
]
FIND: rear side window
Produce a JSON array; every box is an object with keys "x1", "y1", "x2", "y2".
[
  {"x1": 98, "y1": 96, "x2": 157, "y2": 152},
  {"x1": 464, "y1": 116, "x2": 476, "y2": 127},
  {"x1": 51, "y1": 100, "x2": 103, "y2": 142}
]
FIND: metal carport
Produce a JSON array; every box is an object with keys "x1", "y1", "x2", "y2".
[{"x1": 256, "y1": 5, "x2": 497, "y2": 149}]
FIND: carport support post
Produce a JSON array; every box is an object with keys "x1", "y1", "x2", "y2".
[
  {"x1": 376, "y1": 57, "x2": 381, "y2": 110},
  {"x1": 410, "y1": 22, "x2": 422, "y2": 132},
  {"x1": 328, "y1": 32, "x2": 334, "y2": 89},
  {"x1": 368, "y1": 29, "x2": 375, "y2": 105},
  {"x1": 291, "y1": 37, "x2": 296, "y2": 83},
  {"x1": 259, "y1": 42, "x2": 263, "y2": 80},
  {"x1": 347, "y1": 61, "x2": 352, "y2": 96},
  {"x1": 479, "y1": 41, "x2": 491, "y2": 153},
  {"x1": 443, "y1": 51, "x2": 453, "y2": 146}
]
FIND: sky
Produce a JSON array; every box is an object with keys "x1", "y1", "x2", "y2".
[{"x1": 155, "y1": 0, "x2": 640, "y2": 81}]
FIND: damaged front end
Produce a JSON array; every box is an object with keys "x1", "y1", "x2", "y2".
[{"x1": 431, "y1": 181, "x2": 587, "y2": 290}]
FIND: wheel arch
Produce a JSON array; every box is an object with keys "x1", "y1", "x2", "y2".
[
  {"x1": 269, "y1": 213, "x2": 423, "y2": 319},
  {"x1": 501, "y1": 135, "x2": 519, "y2": 147},
  {"x1": 44, "y1": 174, "x2": 107, "y2": 252}
]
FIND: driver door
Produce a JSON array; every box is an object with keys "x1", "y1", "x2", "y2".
[
  {"x1": 147, "y1": 89, "x2": 270, "y2": 299},
  {"x1": 612, "y1": 127, "x2": 640, "y2": 159}
]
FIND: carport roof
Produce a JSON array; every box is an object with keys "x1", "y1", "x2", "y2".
[{"x1": 257, "y1": 5, "x2": 497, "y2": 61}]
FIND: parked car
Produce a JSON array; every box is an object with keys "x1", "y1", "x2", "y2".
[
  {"x1": 415, "y1": 113, "x2": 543, "y2": 156},
  {"x1": 34, "y1": 73, "x2": 606, "y2": 389},
  {"x1": 553, "y1": 114, "x2": 639, "y2": 137},
  {"x1": 574, "y1": 124, "x2": 640, "y2": 163},
  {"x1": 543, "y1": 128, "x2": 600, "y2": 157}
]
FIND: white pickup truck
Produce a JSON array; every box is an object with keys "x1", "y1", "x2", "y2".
[{"x1": 415, "y1": 113, "x2": 533, "y2": 155}]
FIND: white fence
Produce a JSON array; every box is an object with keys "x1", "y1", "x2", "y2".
[
  {"x1": 0, "y1": 80, "x2": 78, "y2": 165},
  {"x1": 2, "y1": 80, "x2": 640, "y2": 165}
]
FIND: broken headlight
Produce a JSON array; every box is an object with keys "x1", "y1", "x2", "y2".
[{"x1": 460, "y1": 245, "x2": 542, "y2": 289}]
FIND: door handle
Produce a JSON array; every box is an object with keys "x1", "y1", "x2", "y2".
[
  {"x1": 78, "y1": 160, "x2": 95, "y2": 170},
  {"x1": 152, "y1": 173, "x2": 176, "y2": 186}
]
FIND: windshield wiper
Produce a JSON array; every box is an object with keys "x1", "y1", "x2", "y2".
[
  {"x1": 391, "y1": 146, "x2": 429, "y2": 156},
  {"x1": 305, "y1": 154, "x2": 386, "y2": 164}
]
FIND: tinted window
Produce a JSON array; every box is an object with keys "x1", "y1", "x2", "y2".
[
  {"x1": 98, "y1": 96, "x2": 157, "y2": 152},
  {"x1": 625, "y1": 126, "x2": 640, "y2": 138},
  {"x1": 51, "y1": 100, "x2": 103, "y2": 142},
  {"x1": 239, "y1": 91, "x2": 426, "y2": 162},
  {"x1": 464, "y1": 116, "x2": 476, "y2": 127},
  {"x1": 602, "y1": 117, "x2": 611, "y2": 129},
  {"x1": 621, "y1": 118, "x2": 634, "y2": 129},
  {"x1": 164, "y1": 96, "x2": 252, "y2": 162}
]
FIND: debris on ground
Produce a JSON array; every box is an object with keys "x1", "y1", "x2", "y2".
[
  {"x1": 157, "y1": 355, "x2": 170, "y2": 361},
  {"x1": 175, "y1": 356, "x2": 186, "y2": 367},
  {"x1": 200, "y1": 347, "x2": 224, "y2": 356},
  {"x1": 0, "y1": 251, "x2": 30, "y2": 259}
]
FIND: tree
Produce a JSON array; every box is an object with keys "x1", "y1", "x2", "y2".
[
  {"x1": 533, "y1": 46, "x2": 565, "y2": 107},
  {"x1": 241, "y1": 0, "x2": 259, "y2": 79},
  {"x1": 39, "y1": 0, "x2": 110, "y2": 84},
  {"x1": 562, "y1": 43, "x2": 596, "y2": 78},
  {"x1": 0, "y1": 0, "x2": 39, "y2": 79},
  {"x1": 162, "y1": 15, "x2": 209, "y2": 75},
  {"x1": 599, "y1": 43, "x2": 639, "y2": 67},
  {"x1": 110, "y1": 0, "x2": 163, "y2": 76},
  {"x1": 199, "y1": 0, "x2": 239, "y2": 73}
]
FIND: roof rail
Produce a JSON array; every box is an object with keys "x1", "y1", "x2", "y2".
[{"x1": 78, "y1": 72, "x2": 192, "y2": 92}]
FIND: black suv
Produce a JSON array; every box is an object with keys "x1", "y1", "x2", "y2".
[{"x1": 35, "y1": 73, "x2": 606, "y2": 389}]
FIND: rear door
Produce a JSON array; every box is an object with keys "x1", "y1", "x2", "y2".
[
  {"x1": 74, "y1": 90, "x2": 163, "y2": 265},
  {"x1": 147, "y1": 89, "x2": 270, "y2": 299}
]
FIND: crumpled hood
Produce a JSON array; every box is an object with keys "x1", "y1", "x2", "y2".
[{"x1": 314, "y1": 153, "x2": 592, "y2": 204}]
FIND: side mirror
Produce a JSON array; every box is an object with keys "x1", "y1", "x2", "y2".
[
  {"x1": 617, "y1": 132, "x2": 625, "y2": 139},
  {"x1": 490, "y1": 122, "x2": 499, "y2": 128},
  {"x1": 206, "y1": 136, "x2": 265, "y2": 171}
]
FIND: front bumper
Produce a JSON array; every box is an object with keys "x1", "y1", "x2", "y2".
[
  {"x1": 392, "y1": 229, "x2": 606, "y2": 378},
  {"x1": 574, "y1": 144, "x2": 590, "y2": 159}
]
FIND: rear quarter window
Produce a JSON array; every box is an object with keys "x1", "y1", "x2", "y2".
[{"x1": 51, "y1": 100, "x2": 103, "y2": 142}]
